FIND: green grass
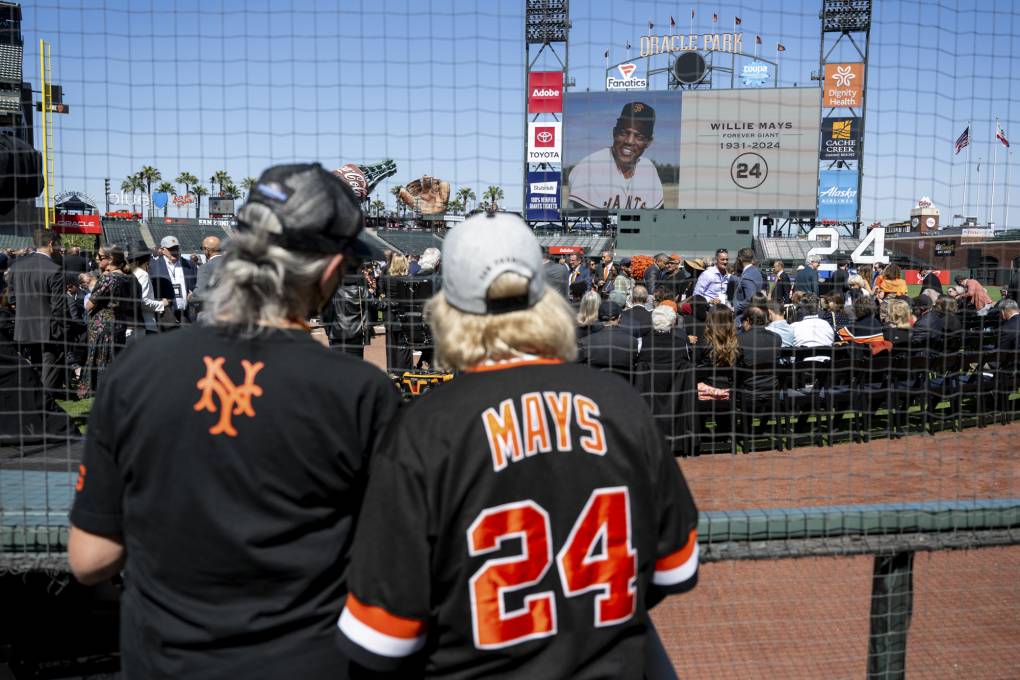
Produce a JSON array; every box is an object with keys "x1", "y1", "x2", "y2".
[
  {"x1": 905, "y1": 284, "x2": 1002, "y2": 300},
  {"x1": 56, "y1": 398, "x2": 92, "y2": 433}
]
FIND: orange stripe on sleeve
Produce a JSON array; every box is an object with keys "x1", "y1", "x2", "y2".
[
  {"x1": 346, "y1": 593, "x2": 425, "y2": 640},
  {"x1": 655, "y1": 529, "x2": 698, "y2": 571}
]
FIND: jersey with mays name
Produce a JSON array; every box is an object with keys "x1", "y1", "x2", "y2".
[{"x1": 337, "y1": 360, "x2": 698, "y2": 679}]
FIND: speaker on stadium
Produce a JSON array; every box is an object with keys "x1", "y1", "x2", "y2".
[
  {"x1": 0, "y1": 134, "x2": 43, "y2": 210},
  {"x1": 674, "y1": 52, "x2": 707, "y2": 85},
  {"x1": 966, "y1": 248, "x2": 981, "y2": 269}
]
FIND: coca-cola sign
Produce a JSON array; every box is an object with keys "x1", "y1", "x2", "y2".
[
  {"x1": 334, "y1": 163, "x2": 368, "y2": 201},
  {"x1": 528, "y1": 71, "x2": 563, "y2": 113}
]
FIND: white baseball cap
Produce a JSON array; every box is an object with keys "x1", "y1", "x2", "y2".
[
  {"x1": 160, "y1": 235, "x2": 181, "y2": 249},
  {"x1": 441, "y1": 212, "x2": 545, "y2": 315}
]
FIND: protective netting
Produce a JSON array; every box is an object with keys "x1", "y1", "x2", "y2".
[{"x1": 0, "y1": 0, "x2": 1018, "y2": 677}]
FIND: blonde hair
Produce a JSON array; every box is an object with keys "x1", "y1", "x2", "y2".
[
  {"x1": 389, "y1": 254, "x2": 409, "y2": 276},
  {"x1": 576, "y1": 290, "x2": 601, "y2": 327},
  {"x1": 886, "y1": 299, "x2": 912, "y2": 329},
  {"x1": 426, "y1": 272, "x2": 578, "y2": 371}
]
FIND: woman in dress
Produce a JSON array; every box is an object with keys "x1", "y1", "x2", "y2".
[{"x1": 80, "y1": 246, "x2": 139, "y2": 396}]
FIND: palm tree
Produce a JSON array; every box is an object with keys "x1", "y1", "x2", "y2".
[
  {"x1": 191, "y1": 185, "x2": 209, "y2": 219},
  {"x1": 390, "y1": 185, "x2": 405, "y2": 217},
  {"x1": 155, "y1": 181, "x2": 175, "y2": 217},
  {"x1": 175, "y1": 172, "x2": 198, "y2": 216},
  {"x1": 369, "y1": 199, "x2": 385, "y2": 217},
  {"x1": 138, "y1": 166, "x2": 161, "y2": 217},
  {"x1": 211, "y1": 170, "x2": 232, "y2": 196},
  {"x1": 483, "y1": 185, "x2": 504, "y2": 211},
  {"x1": 457, "y1": 187, "x2": 476, "y2": 213},
  {"x1": 446, "y1": 198, "x2": 464, "y2": 215},
  {"x1": 222, "y1": 180, "x2": 239, "y2": 198},
  {"x1": 121, "y1": 175, "x2": 144, "y2": 214},
  {"x1": 240, "y1": 176, "x2": 257, "y2": 199}
]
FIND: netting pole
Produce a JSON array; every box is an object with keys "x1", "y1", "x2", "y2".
[{"x1": 866, "y1": 551, "x2": 915, "y2": 680}]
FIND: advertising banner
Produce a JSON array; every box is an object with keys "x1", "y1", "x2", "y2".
[
  {"x1": 528, "y1": 71, "x2": 563, "y2": 113},
  {"x1": 934, "y1": 240, "x2": 956, "y2": 257},
  {"x1": 820, "y1": 117, "x2": 861, "y2": 161},
  {"x1": 677, "y1": 88, "x2": 821, "y2": 211},
  {"x1": 548, "y1": 245, "x2": 585, "y2": 255},
  {"x1": 526, "y1": 171, "x2": 561, "y2": 221},
  {"x1": 208, "y1": 197, "x2": 236, "y2": 216},
  {"x1": 528, "y1": 121, "x2": 562, "y2": 163},
  {"x1": 53, "y1": 213, "x2": 102, "y2": 234},
  {"x1": 605, "y1": 63, "x2": 648, "y2": 91},
  {"x1": 562, "y1": 91, "x2": 680, "y2": 210},
  {"x1": 904, "y1": 269, "x2": 950, "y2": 285},
  {"x1": 824, "y1": 63, "x2": 864, "y2": 108},
  {"x1": 817, "y1": 170, "x2": 859, "y2": 224},
  {"x1": 740, "y1": 60, "x2": 771, "y2": 87}
]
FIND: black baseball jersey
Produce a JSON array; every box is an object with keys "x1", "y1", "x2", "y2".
[
  {"x1": 70, "y1": 324, "x2": 400, "y2": 679},
  {"x1": 336, "y1": 359, "x2": 698, "y2": 679}
]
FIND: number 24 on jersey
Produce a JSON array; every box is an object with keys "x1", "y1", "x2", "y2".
[{"x1": 467, "y1": 487, "x2": 637, "y2": 650}]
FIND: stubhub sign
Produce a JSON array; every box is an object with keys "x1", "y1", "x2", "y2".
[{"x1": 526, "y1": 171, "x2": 560, "y2": 221}]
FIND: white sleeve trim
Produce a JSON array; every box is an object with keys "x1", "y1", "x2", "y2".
[
  {"x1": 652, "y1": 541, "x2": 699, "y2": 586},
  {"x1": 337, "y1": 607, "x2": 426, "y2": 659}
]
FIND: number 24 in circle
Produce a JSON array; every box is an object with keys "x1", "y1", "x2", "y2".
[{"x1": 467, "y1": 487, "x2": 637, "y2": 650}]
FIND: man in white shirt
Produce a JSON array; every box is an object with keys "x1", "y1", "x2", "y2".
[
  {"x1": 791, "y1": 297, "x2": 835, "y2": 347},
  {"x1": 128, "y1": 245, "x2": 170, "y2": 336},
  {"x1": 693, "y1": 248, "x2": 731, "y2": 304},
  {"x1": 568, "y1": 101, "x2": 664, "y2": 210},
  {"x1": 150, "y1": 235, "x2": 198, "y2": 326}
]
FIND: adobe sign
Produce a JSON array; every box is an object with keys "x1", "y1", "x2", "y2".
[{"x1": 528, "y1": 71, "x2": 563, "y2": 113}]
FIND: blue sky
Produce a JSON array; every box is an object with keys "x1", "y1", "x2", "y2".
[{"x1": 22, "y1": 0, "x2": 1020, "y2": 226}]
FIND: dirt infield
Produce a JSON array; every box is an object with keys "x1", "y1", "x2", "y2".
[{"x1": 363, "y1": 337, "x2": 1020, "y2": 676}]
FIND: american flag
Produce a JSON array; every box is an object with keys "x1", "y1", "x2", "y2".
[
  {"x1": 996, "y1": 120, "x2": 1010, "y2": 148},
  {"x1": 954, "y1": 126, "x2": 970, "y2": 154}
]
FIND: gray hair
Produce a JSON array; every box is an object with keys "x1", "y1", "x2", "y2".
[
  {"x1": 419, "y1": 247, "x2": 441, "y2": 271},
  {"x1": 204, "y1": 230, "x2": 335, "y2": 337},
  {"x1": 576, "y1": 290, "x2": 601, "y2": 327},
  {"x1": 1001, "y1": 299, "x2": 1019, "y2": 313},
  {"x1": 806, "y1": 255, "x2": 820, "y2": 265},
  {"x1": 651, "y1": 305, "x2": 676, "y2": 332},
  {"x1": 631, "y1": 284, "x2": 649, "y2": 304}
]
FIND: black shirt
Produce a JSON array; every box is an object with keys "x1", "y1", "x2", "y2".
[
  {"x1": 337, "y1": 360, "x2": 699, "y2": 678},
  {"x1": 70, "y1": 324, "x2": 400, "y2": 679}
]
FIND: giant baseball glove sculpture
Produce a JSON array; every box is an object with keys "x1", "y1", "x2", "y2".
[{"x1": 398, "y1": 175, "x2": 451, "y2": 215}]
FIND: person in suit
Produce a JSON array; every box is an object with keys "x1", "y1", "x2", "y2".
[
  {"x1": 149, "y1": 235, "x2": 198, "y2": 327},
  {"x1": 61, "y1": 246, "x2": 89, "y2": 274},
  {"x1": 577, "y1": 300, "x2": 637, "y2": 376},
  {"x1": 620, "y1": 284, "x2": 652, "y2": 342},
  {"x1": 826, "y1": 259, "x2": 850, "y2": 299},
  {"x1": 566, "y1": 252, "x2": 591, "y2": 289},
  {"x1": 919, "y1": 268, "x2": 944, "y2": 296},
  {"x1": 997, "y1": 299, "x2": 1019, "y2": 352},
  {"x1": 65, "y1": 273, "x2": 87, "y2": 375},
  {"x1": 543, "y1": 252, "x2": 569, "y2": 299},
  {"x1": 732, "y1": 248, "x2": 765, "y2": 316},
  {"x1": 643, "y1": 252, "x2": 667, "y2": 293},
  {"x1": 770, "y1": 260, "x2": 792, "y2": 304},
  {"x1": 8, "y1": 229, "x2": 68, "y2": 396},
  {"x1": 793, "y1": 256, "x2": 821, "y2": 296},
  {"x1": 737, "y1": 306, "x2": 782, "y2": 387},
  {"x1": 190, "y1": 236, "x2": 223, "y2": 318}
]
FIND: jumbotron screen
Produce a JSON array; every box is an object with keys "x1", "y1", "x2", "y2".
[{"x1": 561, "y1": 87, "x2": 820, "y2": 212}]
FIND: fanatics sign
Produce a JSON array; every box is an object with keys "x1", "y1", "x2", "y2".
[
  {"x1": 528, "y1": 71, "x2": 563, "y2": 113},
  {"x1": 528, "y1": 122, "x2": 562, "y2": 163}
]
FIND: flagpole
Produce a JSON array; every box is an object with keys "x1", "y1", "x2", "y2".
[
  {"x1": 776, "y1": 46, "x2": 781, "y2": 86},
  {"x1": 1006, "y1": 149, "x2": 1012, "y2": 230},
  {"x1": 730, "y1": 16, "x2": 738, "y2": 88},
  {"x1": 963, "y1": 121, "x2": 971, "y2": 222},
  {"x1": 990, "y1": 118, "x2": 998, "y2": 229}
]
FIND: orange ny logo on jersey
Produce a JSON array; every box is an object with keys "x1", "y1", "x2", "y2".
[{"x1": 193, "y1": 356, "x2": 265, "y2": 437}]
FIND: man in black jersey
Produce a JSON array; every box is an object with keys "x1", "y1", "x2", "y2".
[
  {"x1": 68, "y1": 164, "x2": 400, "y2": 679},
  {"x1": 336, "y1": 212, "x2": 699, "y2": 679}
]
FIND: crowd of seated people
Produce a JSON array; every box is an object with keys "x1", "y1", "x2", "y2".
[{"x1": 563, "y1": 251, "x2": 1020, "y2": 454}]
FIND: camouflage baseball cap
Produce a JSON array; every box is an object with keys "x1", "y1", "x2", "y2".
[{"x1": 237, "y1": 163, "x2": 367, "y2": 255}]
